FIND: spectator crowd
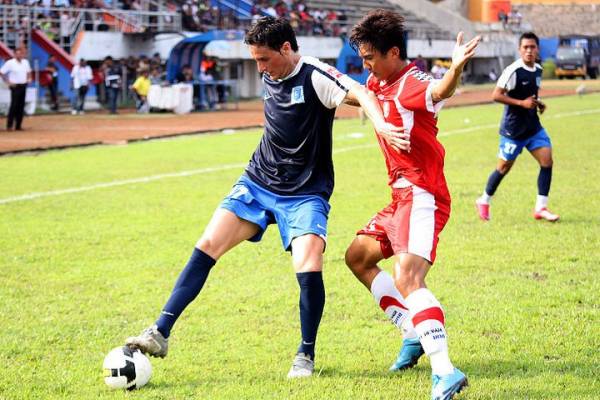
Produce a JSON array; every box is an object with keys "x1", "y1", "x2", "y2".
[{"x1": 181, "y1": 0, "x2": 350, "y2": 37}]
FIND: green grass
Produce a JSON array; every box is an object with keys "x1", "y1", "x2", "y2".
[{"x1": 1, "y1": 93, "x2": 599, "y2": 399}]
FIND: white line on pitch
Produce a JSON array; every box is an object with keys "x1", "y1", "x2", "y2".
[{"x1": 1, "y1": 107, "x2": 598, "y2": 205}]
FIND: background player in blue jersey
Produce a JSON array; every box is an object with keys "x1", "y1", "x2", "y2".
[
  {"x1": 125, "y1": 16, "x2": 409, "y2": 379},
  {"x1": 476, "y1": 32, "x2": 559, "y2": 222}
]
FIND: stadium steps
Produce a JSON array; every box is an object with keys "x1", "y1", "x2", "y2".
[
  {"x1": 514, "y1": 3, "x2": 600, "y2": 37},
  {"x1": 306, "y1": 0, "x2": 451, "y2": 39},
  {"x1": 387, "y1": 0, "x2": 476, "y2": 38}
]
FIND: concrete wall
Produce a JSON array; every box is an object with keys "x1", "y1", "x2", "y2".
[{"x1": 73, "y1": 32, "x2": 186, "y2": 61}]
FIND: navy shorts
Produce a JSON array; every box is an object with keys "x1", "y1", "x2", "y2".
[{"x1": 219, "y1": 174, "x2": 330, "y2": 251}]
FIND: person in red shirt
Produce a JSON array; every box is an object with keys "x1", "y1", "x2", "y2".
[{"x1": 345, "y1": 9, "x2": 479, "y2": 400}]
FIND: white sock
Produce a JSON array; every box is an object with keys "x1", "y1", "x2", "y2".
[
  {"x1": 535, "y1": 195, "x2": 548, "y2": 212},
  {"x1": 370, "y1": 271, "x2": 411, "y2": 334},
  {"x1": 479, "y1": 191, "x2": 492, "y2": 204},
  {"x1": 401, "y1": 317, "x2": 418, "y2": 340},
  {"x1": 405, "y1": 288, "x2": 454, "y2": 376}
]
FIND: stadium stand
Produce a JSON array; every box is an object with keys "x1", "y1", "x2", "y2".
[
  {"x1": 512, "y1": 3, "x2": 600, "y2": 36},
  {"x1": 306, "y1": 0, "x2": 451, "y2": 39}
]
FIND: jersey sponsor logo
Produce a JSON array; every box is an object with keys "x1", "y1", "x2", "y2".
[
  {"x1": 522, "y1": 81, "x2": 529, "y2": 85},
  {"x1": 291, "y1": 86, "x2": 305, "y2": 104}
]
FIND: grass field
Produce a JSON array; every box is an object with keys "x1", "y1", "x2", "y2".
[{"x1": 1, "y1": 93, "x2": 599, "y2": 399}]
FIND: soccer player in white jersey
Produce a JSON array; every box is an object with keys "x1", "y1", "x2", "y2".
[
  {"x1": 476, "y1": 32, "x2": 559, "y2": 222},
  {"x1": 345, "y1": 9, "x2": 480, "y2": 400},
  {"x1": 125, "y1": 16, "x2": 408, "y2": 379}
]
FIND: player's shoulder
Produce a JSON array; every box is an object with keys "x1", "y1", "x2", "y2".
[
  {"x1": 406, "y1": 66, "x2": 434, "y2": 83},
  {"x1": 303, "y1": 56, "x2": 344, "y2": 80},
  {"x1": 502, "y1": 59, "x2": 523, "y2": 75}
]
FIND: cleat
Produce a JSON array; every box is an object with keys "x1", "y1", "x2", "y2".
[
  {"x1": 475, "y1": 199, "x2": 490, "y2": 221},
  {"x1": 390, "y1": 337, "x2": 425, "y2": 371},
  {"x1": 533, "y1": 208, "x2": 559, "y2": 222},
  {"x1": 125, "y1": 325, "x2": 168, "y2": 358},
  {"x1": 431, "y1": 368, "x2": 468, "y2": 400},
  {"x1": 287, "y1": 352, "x2": 314, "y2": 378}
]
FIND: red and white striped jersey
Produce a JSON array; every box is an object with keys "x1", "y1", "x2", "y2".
[{"x1": 366, "y1": 62, "x2": 450, "y2": 202}]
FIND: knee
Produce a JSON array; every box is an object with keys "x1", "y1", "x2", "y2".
[
  {"x1": 345, "y1": 246, "x2": 367, "y2": 273},
  {"x1": 540, "y1": 159, "x2": 553, "y2": 168},
  {"x1": 195, "y1": 236, "x2": 221, "y2": 260},
  {"x1": 393, "y1": 267, "x2": 423, "y2": 296},
  {"x1": 294, "y1": 257, "x2": 322, "y2": 273},
  {"x1": 497, "y1": 164, "x2": 512, "y2": 175}
]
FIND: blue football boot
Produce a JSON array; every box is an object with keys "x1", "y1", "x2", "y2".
[
  {"x1": 389, "y1": 337, "x2": 425, "y2": 371},
  {"x1": 431, "y1": 368, "x2": 468, "y2": 400}
]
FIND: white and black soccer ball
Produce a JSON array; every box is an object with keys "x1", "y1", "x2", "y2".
[{"x1": 103, "y1": 346, "x2": 152, "y2": 390}]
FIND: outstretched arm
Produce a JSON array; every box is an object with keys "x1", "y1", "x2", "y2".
[
  {"x1": 431, "y1": 32, "x2": 481, "y2": 102},
  {"x1": 344, "y1": 84, "x2": 410, "y2": 152}
]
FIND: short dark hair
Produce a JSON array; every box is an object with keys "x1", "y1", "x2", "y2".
[
  {"x1": 349, "y1": 9, "x2": 407, "y2": 59},
  {"x1": 519, "y1": 32, "x2": 539, "y2": 46},
  {"x1": 244, "y1": 16, "x2": 298, "y2": 52}
]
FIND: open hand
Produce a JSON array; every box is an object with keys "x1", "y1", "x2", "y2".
[{"x1": 451, "y1": 32, "x2": 481, "y2": 71}]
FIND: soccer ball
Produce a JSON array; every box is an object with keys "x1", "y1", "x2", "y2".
[{"x1": 103, "y1": 346, "x2": 152, "y2": 390}]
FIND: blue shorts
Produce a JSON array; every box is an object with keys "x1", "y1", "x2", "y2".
[
  {"x1": 219, "y1": 174, "x2": 330, "y2": 251},
  {"x1": 498, "y1": 128, "x2": 552, "y2": 161}
]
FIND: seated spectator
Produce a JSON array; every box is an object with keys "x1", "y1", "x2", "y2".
[
  {"x1": 175, "y1": 64, "x2": 194, "y2": 83},
  {"x1": 150, "y1": 67, "x2": 164, "y2": 85},
  {"x1": 151, "y1": 52, "x2": 161, "y2": 67}
]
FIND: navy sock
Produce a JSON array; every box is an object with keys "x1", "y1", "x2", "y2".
[
  {"x1": 296, "y1": 271, "x2": 325, "y2": 360},
  {"x1": 538, "y1": 166, "x2": 552, "y2": 196},
  {"x1": 485, "y1": 169, "x2": 506, "y2": 196},
  {"x1": 155, "y1": 248, "x2": 215, "y2": 338}
]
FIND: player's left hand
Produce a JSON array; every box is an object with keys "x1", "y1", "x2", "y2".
[
  {"x1": 451, "y1": 32, "x2": 481, "y2": 71},
  {"x1": 537, "y1": 100, "x2": 546, "y2": 114},
  {"x1": 376, "y1": 122, "x2": 411, "y2": 152}
]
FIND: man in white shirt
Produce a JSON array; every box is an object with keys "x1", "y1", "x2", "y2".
[
  {"x1": 0, "y1": 48, "x2": 32, "y2": 131},
  {"x1": 70, "y1": 58, "x2": 93, "y2": 115}
]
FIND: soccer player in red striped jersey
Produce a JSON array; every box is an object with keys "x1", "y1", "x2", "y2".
[{"x1": 345, "y1": 9, "x2": 480, "y2": 400}]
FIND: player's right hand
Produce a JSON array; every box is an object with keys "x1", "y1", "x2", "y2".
[
  {"x1": 376, "y1": 122, "x2": 411, "y2": 152},
  {"x1": 520, "y1": 96, "x2": 538, "y2": 109}
]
